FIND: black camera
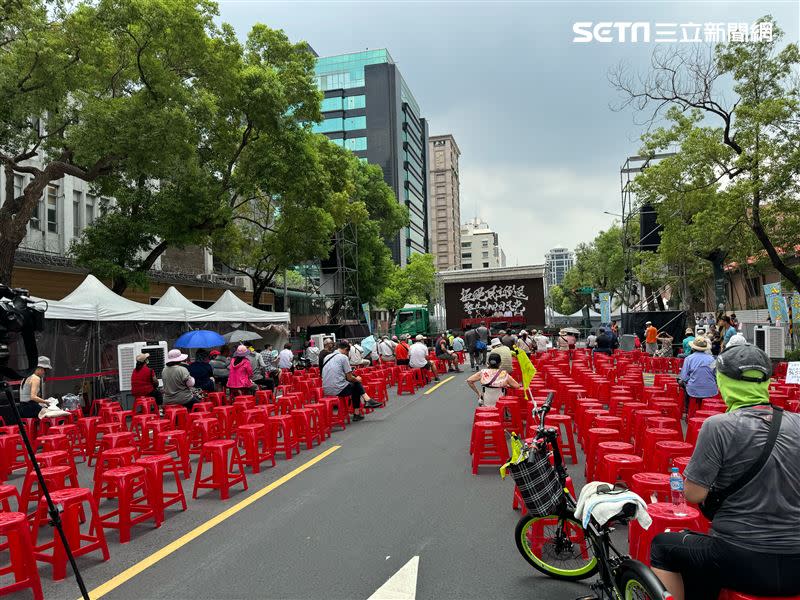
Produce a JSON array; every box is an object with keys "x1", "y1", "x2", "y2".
[{"x1": 0, "y1": 284, "x2": 45, "y2": 377}]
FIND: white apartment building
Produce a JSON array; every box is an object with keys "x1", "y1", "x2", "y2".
[
  {"x1": 459, "y1": 218, "x2": 506, "y2": 270},
  {"x1": 544, "y1": 246, "x2": 574, "y2": 288}
]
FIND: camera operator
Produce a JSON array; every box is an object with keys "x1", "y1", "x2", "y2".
[
  {"x1": 651, "y1": 344, "x2": 800, "y2": 600},
  {"x1": 18, "y1": 356, "x2": 52, "y2": 418}
]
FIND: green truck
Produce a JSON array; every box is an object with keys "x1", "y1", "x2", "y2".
[{"x1": 394, "y1": 304, "x2": 431, "y2": 338}]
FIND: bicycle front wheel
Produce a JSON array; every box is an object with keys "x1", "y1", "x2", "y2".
[
  {"x1": 514, "y1": 513, "x2": 598, "y2": 581},
  {"x1": 615, "y1": 558, "x2": 673, "y2": 599}
]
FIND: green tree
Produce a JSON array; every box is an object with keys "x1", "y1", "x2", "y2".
[
  {"x1": 612, "y1": 16, "x2": 800, "y2": 300},
  {"x1": 377, "y1": 253, "x2": 436, "y2": 323},
  {"x1": 546, "y1": 284, "x2": 579, "y2": 315},
  {"x1": 69, "y1": 15, "x2": 322, "y2": 293},
  {"x1": 561, "y1": 224, "x2": 629, "y2": 307},
  {"x1": 0, "y1": 0, "x2": 233, "y2": 284}
]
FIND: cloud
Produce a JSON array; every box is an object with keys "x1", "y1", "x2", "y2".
[{"x1": 459, "y1": 165, "x2": 622, "y2": 266}]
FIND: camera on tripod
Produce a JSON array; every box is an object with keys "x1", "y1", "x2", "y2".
[{"x1": 0, "y1": 284, "x2": 45, "y2": 379}]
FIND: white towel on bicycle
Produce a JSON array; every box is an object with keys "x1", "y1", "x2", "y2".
[{"x1": 574, "y1": 481, "x2": 652, "y2": 530}]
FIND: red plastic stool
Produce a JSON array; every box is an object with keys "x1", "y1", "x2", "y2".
[
  {"x1": 155, "y1": 430, "x2": 191, "y2": 479},
  {"x1": 211, "y1": 405, "x2": 237, "y2": 438},
  {"x1": 0, "y1": 512, "x2": 44, "y2": 598},
  {"x1": 136, "y1": 454, "x2": 187, "y2": 523},
  {"x1": 591, "y1": 441, "x2": 634, "y2": 481},
  {"x1": 97, "y1": 465, "x2": 159, "y2": 542},
  {"x1": 642, "y1": 428, "x2": 683, "y2": 470},
  {"x1": 31, "y1": 488, "x2": 110, "y2": 580},
  {"x1": 541, "y1": 414, "x2": 577, "y2": 465},
  {"x1": 304, "y1": 402, "x2": 331, "y2": 439},
  {"x1": 579, "y1": 409, "x2": 610, "y2": 447},
  {"x1": 234, "y1": 424, "x2": 276, "y2": 473},
  {"x1": 652, "y1": 441, "x2": 695, "y2": 472},
  {"x1": 92, "y1": 446, "x2": 137, "y2": 498},
  {"x1": 496, "y1": 398, "x2": 524, "y2": 434},
  {"x1": 130, "y1": 414, "x2": 157, "y2": 444},
  {"x1": 292, "y1": 408, "x2": 323, "y2": 450},
  {"x1": 584, "y1": 428, "x2": 622, "y2": 478},
  {"x1": 47, "y1": 424, "x2": 85, "y2": 462},
  {"x1": 189, "y1": 417, "x2": 222, "y2": 455},
  {"x1": 132, "y1": 396, "x2": 159, "y2": 416},
  {"x1": 191, "y1": 401, "x2": 214, "y2": 414},
  {"x1": 599, "y1": 454, "x2": 644, "y2": 486},
  {"x1": 33, "y1": 433, "x2": 69, "y2": 454},
  {"x1": 19, "y1": 465, "x2": 75, "y2": 517},
  {"x1": 645, "y1": 416, "x2": 681, "y2": 434},
  {"x1": 397, "y1": 371, "x2": 416, "y2": 395},
  {"x1": 254, "y1": 390, "x2": 273, "y2": 406},
  {"x1": 592, "y1": 415, "x2": 624, "y2": 432},
  {"x1": 320, "y1": 397, "x2": 347, "y2": 432},
  {"x1": 471, "y1": 421, "x2": 509, "y2": 475},
  {"x1": 0, "y1": 433, "x2": 26, "y2": 478},
  {"x1": 192, "y1": 439, "x2": 248, "y2": 500},
  {"x1": 673, "y1": 456, "x2": 692, "y2": 472},
  {"x1": 629, "y1": 502, "x2": 704, "y2": 565},
  {"x1": 0, "y1": 484, "x2": 20, "y2": 511},
  {"x1": 620, "y1": 403, "x2": 648, "y2": 441},
  {"x1": 651, "y1": 401, "x2": 682, "y2": 422},
  {"x1": 630, "y1": 472, "x2": 671, "y2": 504},
  {"x1": 206, "y1": 391, "x2": 226, "y2": 407},
  {"x1": 631, "y1": 409, "x2": 661, "y2": 453},
  {"x1": 98, "y1": 431, "x2": 135, "y2": 455},
  {"x1": 268, "y1": 414, "x2": 301, "y2": 460},
  {"x1": 164, "y1": 405, "x2": 189, "y2": 430},
  {"x1": 685, "y1": 417, "x2": 708, "y2": 446}
]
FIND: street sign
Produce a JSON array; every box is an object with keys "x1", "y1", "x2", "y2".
[{"x1": 579, "y1": 287, "x2": 594, "y2": 294}]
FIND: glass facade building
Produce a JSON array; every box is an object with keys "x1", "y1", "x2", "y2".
[{"x1": 314, "y1": 49, "x2": 429, "y2": 265}]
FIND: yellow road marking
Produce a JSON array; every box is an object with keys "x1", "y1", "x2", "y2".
[
  {"x1": 84, "y1": 445, "x2": 341, "y2": 600},
  {"x1": 424, "y1": 375, "x2": 455, "y2": 395}
]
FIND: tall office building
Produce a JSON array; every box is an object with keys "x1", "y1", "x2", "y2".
[
  {"x1": 460, "y1": 218, "x2": 506, "y2": 269},
  {"x1": 314, "y1": 49, "x2": 429, "y2": 266},
  {"x1": 428, "y1": 134, "x2": 461, "y2": 271},
  {"x1": 544, "y1": 246, "x2": 574, "y2": 288}
]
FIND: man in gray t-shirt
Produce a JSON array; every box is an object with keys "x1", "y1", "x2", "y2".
[{"x1": 321, "y1": 340, "x2": 382, "y2": 422}]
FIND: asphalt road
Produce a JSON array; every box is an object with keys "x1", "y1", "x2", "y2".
[{"x1": 32, "y1": 371, "x2": 598, "y2": 600}]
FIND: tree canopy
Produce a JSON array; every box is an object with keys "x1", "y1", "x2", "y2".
[
  {"x1": 612, "y1": 16, "x2": 800, "y2": 304},
  {"x1": 377, "y1": 253, "x2": 436, "y2": 321}
]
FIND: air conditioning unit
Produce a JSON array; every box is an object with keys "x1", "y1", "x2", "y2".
[
  {"x1": 753, "y1": 326, "x2": 785, "y2": 360},
  {"x1": 117, "y1": 341, "x2": 168, "y2": 391},
  {"x1": 310, "y1": 333, "x2": 336, "y2": 349},
  {"x1": 231, "y1": 276, "x2": 251, "y2": 291}
]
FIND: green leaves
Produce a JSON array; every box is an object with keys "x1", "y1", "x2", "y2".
[{"x1": 377, "y1": 253, "x2": 435, "y2": 316}]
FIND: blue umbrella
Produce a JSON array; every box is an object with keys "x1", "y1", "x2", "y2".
[{"x1": 175, "y1": 330, "x2": 225, "y2": 349}]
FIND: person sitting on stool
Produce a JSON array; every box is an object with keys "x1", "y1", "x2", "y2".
[{"x1": 18, "y1": 356, "x2": 52, "y2": 418}]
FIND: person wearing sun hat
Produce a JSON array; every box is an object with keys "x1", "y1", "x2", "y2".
[
  {"x1": 227, "y1": 344, "x2": 254, "y2": 398},
  {"x1": 490, "y1": 337, "x2": 514, "y2": 373},
  {"x1": 18, "y1": 356, "x2": 52, "y2": 418},
  {"x1": 651, "y1": 343, "x2": 800, "y2": 599},
  {"x1": 680, "y1": 327, "x2": 696, "y2": 357},
  {"x1": 162, "y1": 348, "x2": 199, "y2": 410},
  {"x1": 678, "y1": 336, "x2": 717, "y2": 415}
]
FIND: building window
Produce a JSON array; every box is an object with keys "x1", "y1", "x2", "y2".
[
  {"x1": 482, "y1": 251, "x2": 489, "y2": 258},
  {"x1": 344, "y1": 137, "x2": 367, "y2": 151},
  {"x1": 461, "y1": 242, "x2": 470, "y2": 248},
  {"x1": 344, "y1": 116, "x2": 366, "y2": 131},
  {"x1": 13, "y1": 174, "x2": 24, "y2": 202},
  {"x1": 483, "y1": 262, "x2": 489, "y2": 268},
  {"x1": 344, "y1": 95, "x2": 366, "y2": 109},
  {"x1": 462, "y1": 252, "x2": 472, "y2": 259},
  {"x1": 46, "y1": 185, "x2": 58, "y2": 233},
  {"x1": 463, "y1": 263, "x2": 472, "y2": 269},
  {"x1": 312, "y1": 117, "x2": 344, "y2": 134},
  {"x1": 321, "y1": 96, "x2": 343, "y2": 112},
  {"x1": 86, "y1": 195, "x2": 95, "y2": 224},
  {"x1": 330, "y1": 138, "x2": 344, "y2": 147},
  {"x1": 72, "y1": 191, "x2": 82, "y2": 237},
  {"x1": 435, "y1": 173, "x2": 445, "y2": 182}
]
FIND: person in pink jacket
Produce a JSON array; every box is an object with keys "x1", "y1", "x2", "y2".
[{"x1": 227, "y1": 345, "x2": 254, "y2": 398}]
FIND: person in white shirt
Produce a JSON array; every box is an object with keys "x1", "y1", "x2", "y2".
[
  {"x1": 586, "y1": 330, "x2": 598, "y2": 349},
  {"x1": 534, "y1": 330, "x2": 549, "y2": 353},
  {"x1": 348, "y1": 343, "x2": 370, "y2": 367},
  {"x1": 278, "y1": 343, "x2": 294, "y2": 371},
  {"x1": 378, "y1": 336, "x2": 396, "y2": 363},
  {"x1": 409, "y1": 334, "x2": 439, "y2": 381}
]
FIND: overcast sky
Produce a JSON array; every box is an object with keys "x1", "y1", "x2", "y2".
[{"x1": 217, "y1": 0, "x2": 799, "y2": 267}]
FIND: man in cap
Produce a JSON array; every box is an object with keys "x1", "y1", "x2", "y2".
[
  {"x1": 19, "y1": 356, "x2": 53, "y2": 418},
  {"x1": 409, "y1": 334, "x2": 438, "y2": 381},
  {"x1": 490, "y1": 338, "x2": 513, "y2": 373},
  {"x1": 678, "y1": 336, "x2": 717, "y2": 415},
  {"x1": 321, "y1": 340, "x2": 383, "y2": 421},
  {"x1": 680, "y1": 327, "x2": 696, "y2": 358},
  {"x1": 651, "y1": 343, "x2": 800, "y2": 599},
  {"x1": 644, "y1": 321, "x2": 658, "y2": 355},
  {"x1": 377, "y1": 335, "x2": 396, "y2": 364}
]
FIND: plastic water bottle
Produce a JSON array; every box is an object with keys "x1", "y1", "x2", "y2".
[{"x1": 670, "y1": 467, "x2": 687, "y2": 516}]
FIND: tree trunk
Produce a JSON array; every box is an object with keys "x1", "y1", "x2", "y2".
[
  {"x1": 252, "y1": 278, "x2": 267, "y2": 309},
  {"x1": 112, "y1": 275, "x2": 128, "y2": 295},
  {"x1": 0, "y1": 176, "x2": 52, "y2": 285},
  {"x1": 0, "y1": 236, "x2": 18, "y2": 286}
]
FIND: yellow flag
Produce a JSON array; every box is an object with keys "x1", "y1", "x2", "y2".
[{"x1": 513, "y1": 346, "x2": 537, "y2": 399}]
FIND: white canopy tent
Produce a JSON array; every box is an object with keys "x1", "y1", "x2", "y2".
[
  {"x1": 49, "y1": 275, "x2": 185, "y2": 321},
  {"x1": 208, "y1": 290, "x2": 289, "y2": 323},
  {"x1": 568, "y1": 307, "x2": 602, "y2": 318},
  {"x1": 153, "y1": 286, "x2": 224, "y2": 322}
]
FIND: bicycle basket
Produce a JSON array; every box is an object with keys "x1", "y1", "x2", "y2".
[{"x1": 508, "y1": 447, "x2": 563, "y2": 517}]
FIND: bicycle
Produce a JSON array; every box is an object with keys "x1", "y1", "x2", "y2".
[{"x1": 511, "y1": 393, "x2": 673, "y2": 600}]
